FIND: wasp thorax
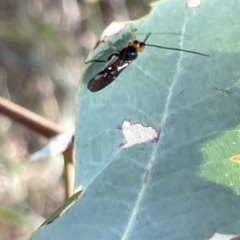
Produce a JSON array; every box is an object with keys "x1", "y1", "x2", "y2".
[{"x1": 125, "y1": 50, "x2": 138, "y2": 61}]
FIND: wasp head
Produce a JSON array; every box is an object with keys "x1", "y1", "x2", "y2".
[{"x1": 128, "y1": 40, "x2": 145, "y2": 52}]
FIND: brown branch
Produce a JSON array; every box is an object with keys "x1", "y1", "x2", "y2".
[
  {"x1": 0, "y1": 97, "x2": 75, "y2": 199},
  {"x1": 63, "y1": 136, "x2": 75, "y2": 199},
  {"x1": 0, "y1": 97, "x2": 65, "y2": 138}
]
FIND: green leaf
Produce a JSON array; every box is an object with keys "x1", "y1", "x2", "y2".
[
  {"x1": 32, "y1": 0, "x2": 240, "y2": 239},
  {"x1": 35, "y1": 191, "x2": 83, "y2": 231}
]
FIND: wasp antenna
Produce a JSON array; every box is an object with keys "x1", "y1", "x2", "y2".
[
  {"x1": 145, "y1": 43, "x2": 209, "y2": 57},
  {"x1": 143, "y1": 33, "x2": 151, "y2": 43}
]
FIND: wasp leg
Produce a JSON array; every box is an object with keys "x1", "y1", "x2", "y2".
[
  {"x1": 85, "y1": 53, "x2": 119, "y2": 64},
  {"x1": 131, "y1": 28, "x2": 137, "y2": 41},
  {"x1": 86, "y1": 59, "x2": 108, "y2": 64},
  {"x1": 101, "y1": 40, "x2": 121, "y2": 53}
]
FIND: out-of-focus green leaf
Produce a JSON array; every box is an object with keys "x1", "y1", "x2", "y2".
[
  {"x1": 35, "y1": 190, "x2": 83, "y2": 231},
  {"x1": 32, "y1": 0, "x2": 240, "y2": 239}
]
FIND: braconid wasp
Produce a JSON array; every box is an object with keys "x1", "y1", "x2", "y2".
[{"x1": 86, "y1": 29, "x2": 209, "y2": 92}]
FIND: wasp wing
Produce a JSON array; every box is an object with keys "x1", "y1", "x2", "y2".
[{"x1": 87, "y1": 57, "x2": 130, "y2": 92}]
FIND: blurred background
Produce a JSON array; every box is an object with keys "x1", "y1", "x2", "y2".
[{"x1": 0, "y1": 0, "x2": 152, "y2": 239}]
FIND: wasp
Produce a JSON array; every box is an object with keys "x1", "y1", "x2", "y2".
[{"x1": 86, "y1": 29, "x2": 209, "y2": 92}]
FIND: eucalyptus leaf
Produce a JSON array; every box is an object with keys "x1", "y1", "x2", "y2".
[{"x1": 31, "y1": 0, "x2": 240, "y2": 239}]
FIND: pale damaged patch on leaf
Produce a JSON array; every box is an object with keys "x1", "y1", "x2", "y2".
[
  {"x1": 186, "y1": 0, "x2": 202, "y2": 8},
  {"x1": 100, "y1": 21, "x2": 127, "y2": 40},
  {"x1": 92, "y1": 22, "x2": 127, "y2": 50},
  {"x1": 208, "y1": 232, "x2": 240, "y2": 240},
  {"x1": 118, "y1": 120, "x2": 160, "y2": 149}
]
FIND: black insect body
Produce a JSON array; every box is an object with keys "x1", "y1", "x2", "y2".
[
  {"x1": 86, "y1": 38, "x2": 146, "y2": 92},
  {"x1": 86, "y1": 31, "x2": 209, "y2": 92}
]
